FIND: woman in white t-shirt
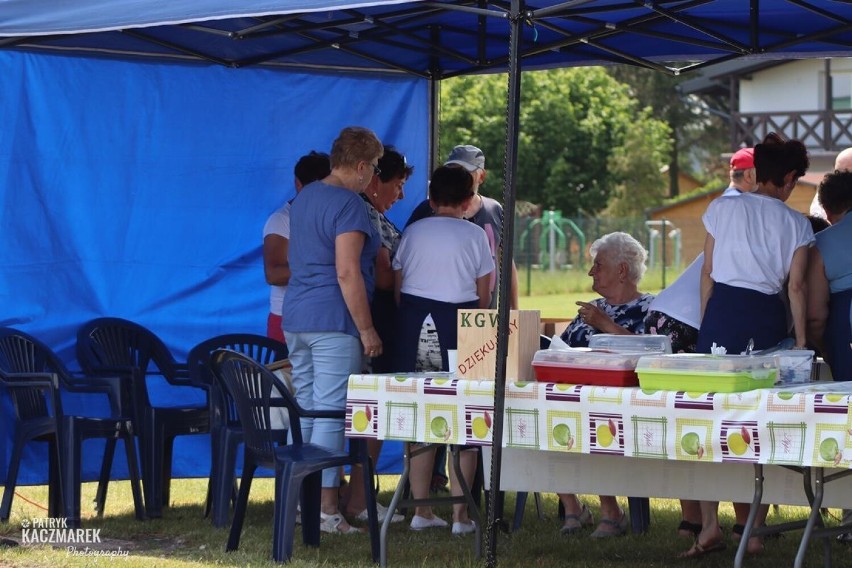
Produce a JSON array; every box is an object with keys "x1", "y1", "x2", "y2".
[
  {"x1": 698, "y1": 134, "x2": 813, "y2": 355},
  {"x1": 392, "y1": 165, "x2": 494, "y2": 535},
  {"x1": 683, "y1": 133, "x2": 814, "y2": 559}
]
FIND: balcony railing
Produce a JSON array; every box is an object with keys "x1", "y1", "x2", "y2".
[{"x1": 731, "y1": 110, "x2": 852, "y2": 151}]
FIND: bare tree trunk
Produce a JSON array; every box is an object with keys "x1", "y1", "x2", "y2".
[{"x1": 669, "y1": 130, "x2": 680, "y2": 198}]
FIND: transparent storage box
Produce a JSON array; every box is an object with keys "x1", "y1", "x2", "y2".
[
  {"x1": 636, "y1": 354, "x2": 779, "y2": 393},
  {"x1": 588, "y1": 334, "x2": 672, "y2": 354},
  {"x1": 532, "y1": 348, "x2": 645, "y2": 386},
  {"x1": 774, "y1": 350, "x2": 815, "y2": 384}
]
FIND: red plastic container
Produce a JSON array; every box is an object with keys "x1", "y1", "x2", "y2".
[{"x1": 531, "y1": 348, "x2": 643, "y2": 386}]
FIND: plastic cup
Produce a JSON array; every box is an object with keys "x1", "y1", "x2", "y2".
[{"x1": 447, "y1": 350, "x2": 458, "y2": 375}]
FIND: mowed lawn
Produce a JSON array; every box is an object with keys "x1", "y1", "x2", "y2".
[{"x1": 0, "y1": 477, "x2": 849, "y2": 567}]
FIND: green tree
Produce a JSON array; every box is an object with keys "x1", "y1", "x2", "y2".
[
  {"x1": 606, "y1": 65, "x2": 728, "y2": 196},
  {"x1": 439, "y1": 68, "x2": 671, "y2": 217},
  {"x1": 605, "y1": 115, "x2": 672, "y2": 217}
]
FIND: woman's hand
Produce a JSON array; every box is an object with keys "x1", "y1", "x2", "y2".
[
  {"x1": 360, "y1": 326, "x2": 383, "y2": 357},
  {"x1": 575, "y1": 301, "x2": 628, "y2": 335},
  {"x1": 576, "y1": 301, "x2": 608, "y2": 331}
]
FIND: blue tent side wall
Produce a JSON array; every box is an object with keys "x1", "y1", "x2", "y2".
[{"x1": 0, "y1": 51, "x2": 424, "y2": 482}]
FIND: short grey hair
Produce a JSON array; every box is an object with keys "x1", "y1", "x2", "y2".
[{"x1": 589, "y1": 232, "x2": 648, "y2": 285}]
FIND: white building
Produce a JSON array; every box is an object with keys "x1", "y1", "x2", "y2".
[{"x1": 682, "y1": 57, "x2": 852, "y2": 172}]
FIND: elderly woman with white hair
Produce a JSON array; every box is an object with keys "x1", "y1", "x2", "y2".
[
  {"x1": 557, "y1": 231, "x2": 654, "y2": 538},
  {"x1": 560, "y1": 231, "x2": 654, "y2": 347}
]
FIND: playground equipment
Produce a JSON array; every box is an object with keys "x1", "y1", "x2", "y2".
[{"x1": 519, "y1": 210, "x2": 586, "y2": 271}]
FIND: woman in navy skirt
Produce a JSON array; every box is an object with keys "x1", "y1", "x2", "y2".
[{"x1": 684, "y1": 133, "x2": 814, "y2": 559}]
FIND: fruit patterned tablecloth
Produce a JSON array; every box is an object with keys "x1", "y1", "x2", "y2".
[{"x1": 345, "y1": 374, "x2": 852, "y2": 469}]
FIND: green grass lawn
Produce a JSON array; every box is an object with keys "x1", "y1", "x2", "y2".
[{"x1": 0, "y1": 477, "x2": 848, "y2": 567}]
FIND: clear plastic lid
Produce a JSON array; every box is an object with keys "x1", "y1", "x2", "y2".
[
  {"x1": 635, "y1": 353, "x2": 779, "y2": 374},
  {"x1": 588, "y1": 334, "x2": 672, "y2": 354},
  {"x1": 533, "y1": 348, "x2": 646, "y2": 370}
]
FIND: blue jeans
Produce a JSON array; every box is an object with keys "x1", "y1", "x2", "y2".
[{"x1": 283, "y1": 330, "x2": 362, "y2": 488}]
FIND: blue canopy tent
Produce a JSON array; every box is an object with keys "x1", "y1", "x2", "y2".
[{"x1": 1, "y1": 0, "x2": 851, "y2": 562}]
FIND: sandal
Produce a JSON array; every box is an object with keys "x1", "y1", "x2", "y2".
[
  {"x1": 679, "y1": 540, "x2": 726, "y2": 559},
  {"x1": 677, "y1": 520, "x2": 702, "y2": 538},
  {"x1": 732, "y1": 523, "x2": 777, "y2": 550},
  {"x1": 560, "y1": 504, "x2": 594, "y2": 535},
  {"x1": 731, "y1": 523, "x2": 784, "y2": 542},
  {"x1": 320, "y1": 512, "x2": 363, "y2": 534},
  {"x1": 590, "y1": 510, "x2": 629, "y2": 538}
]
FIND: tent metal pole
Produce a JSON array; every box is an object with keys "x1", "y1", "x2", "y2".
[
  {"x1": 419, "y1": 2, "x2": 507, "y2": 19},
  {"x1": 486, "y1": 0, "x2": 523, "y2": 565},
  {"x1": 429, "y1": 75, "x2": 440, "y2": 172},
  {"x1": 429, "y1": 25, "x2": 441, "y2": 180}
]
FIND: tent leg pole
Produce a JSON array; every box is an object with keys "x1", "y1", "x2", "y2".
[{"x1": 485, "y1": 0, "x2": 524, "y2": 566}]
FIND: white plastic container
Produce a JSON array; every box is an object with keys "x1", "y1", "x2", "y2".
[
  {"x1": 774, "y1": 350, "x2": 815, "y2": 384},
  {"x1": 588, "y1": 334, "x2": 672, "y2": 354}
]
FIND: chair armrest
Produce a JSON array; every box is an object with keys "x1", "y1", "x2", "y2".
[
  {"x1": 64, "y1": 373, "x2": 126, "y2": 416},
  {"x1": 267, "y1": 398, "x2": 344, "y2": 420},
  {"x1": 86, "y1": 365, "x2": 136, "y2": 377},
  {"x1": 0, "y1": 372, "x2": 63, "y2": 414},
  {"x1": 163, "y1": 366, "x2": 207, "y2": 390},
  {"x1": 302, "y1": 408, "x2": 346, "y2": 419},
  {"x1": 64, "y1": 372, "x2": 118, "y2": 392},
  {"x1": 0, "y1": 373, "x2": 58, "y2": 391}
]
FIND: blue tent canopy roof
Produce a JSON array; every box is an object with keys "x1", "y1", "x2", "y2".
[{"x1": 1, "y1": 1, "x2": 851, "y2": 78}]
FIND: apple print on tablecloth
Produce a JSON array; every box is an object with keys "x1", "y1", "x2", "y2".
[
  {"x1": 552, "y1": 423, "x2": 574, "y2": 450},
  {"x1": 471, "y1": 411, "x2": 492, "y2": 440},
  {"x1": 352, "y1": 405, "x2": 372, "y2": 432},
  {"x1": 680, "y1": 432, "x2": 705, "y2": 459},
  {"x1": 819, "y1": 436, "x2": 844, "y2": 466}
]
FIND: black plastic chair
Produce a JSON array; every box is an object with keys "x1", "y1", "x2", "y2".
[
  {"x1": 186, "y1": 333, "x2": 288, "y2": 528},
  {"x1": 76, "y1": 317, "x2": 209, "y2": 519},
  {"x1": 0, "y1": 328, "x2": 144, "y2": 527},
  {"x1": 0, "y1": 369, "x2": 63, "y2": 522},
  {"x1": 210, "y1": 348, "x2": 379, "y2": 563}
]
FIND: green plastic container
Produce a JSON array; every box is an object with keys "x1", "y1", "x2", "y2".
[{"x1": 636, "y1": 354, "x2": 779, "y2": 393}]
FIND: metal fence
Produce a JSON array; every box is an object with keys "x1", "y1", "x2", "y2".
[{"x1": 513, "y1": 213, "x2": 684, "y2": 295}]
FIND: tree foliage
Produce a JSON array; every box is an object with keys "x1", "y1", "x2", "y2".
[
  {"x1": 606, "y1": 65, "x2": 728, "y2": 193},
  {"x1": 605, "y1": 116, "x2": 672, "y2": 217},
  {"x1": 439, "y1": 68, "x2": 672, "y2": 217}
]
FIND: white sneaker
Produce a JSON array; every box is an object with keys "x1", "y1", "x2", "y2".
[
  {"x1": 410, "y1": 514, "x2": 449, "y2": 530},
  {"x1": 319, "y1": 512, "x2": 362, "y2": 534},
  {"x1": 452, "y1": 520, "x2": 476, "y2": 535},
  {"x1": 355, "y1": 502, "x2": 403, "y2": 524}
]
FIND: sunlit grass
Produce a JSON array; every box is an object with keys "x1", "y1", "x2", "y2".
[{"x1": 0, "y1": 478, "x2": 846, "y2": 567}]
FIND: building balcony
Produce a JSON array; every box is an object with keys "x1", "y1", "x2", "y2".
[{"x1": 731, "y1": 110, "x2": 852, "y2": 153}]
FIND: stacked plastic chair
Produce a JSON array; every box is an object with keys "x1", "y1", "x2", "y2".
[
  {"x1": 0, "y1": 327, "x2": 144, "y2": 527},
  {"x1": 0, "y1": 368, "x2": 63, "y2": 522},
  {"x1": 185, "y1": 333, "x2": 287, "y2": 527},
  {"x1": 76, "y1": 317, "x2": 208, "y2": 519},
  {"x1": 210, "y1": 348, "x2": 379, "y2": 562}
]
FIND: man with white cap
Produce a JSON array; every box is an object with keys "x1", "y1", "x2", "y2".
[{"x1": 406, "y1": 144, "x2": 518, "y2": 310}]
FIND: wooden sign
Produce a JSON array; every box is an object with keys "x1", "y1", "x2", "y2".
[{"x1": 456, "y1": 309, "x2": 540, "y2": 382}]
